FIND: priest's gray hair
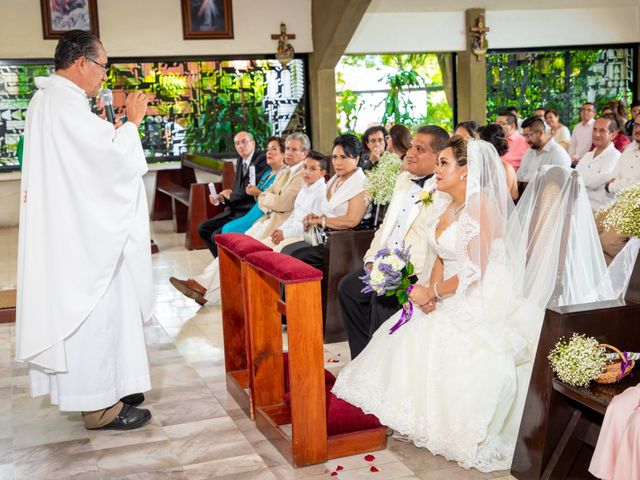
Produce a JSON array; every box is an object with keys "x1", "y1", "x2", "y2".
[
  {"x1": 54, "y1": 30, "x2": 103, "y2": 71},
  {"x1": 286, "y1": 132, "x2": 311, "y2": 151}
]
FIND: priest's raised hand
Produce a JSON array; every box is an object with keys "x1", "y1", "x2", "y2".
[
  {"x1": 16, "y1": 30, "x2": 154, "y2": 431},
  {"x1": 124, "y1": 90, "x2": 149, "y2": 128}
]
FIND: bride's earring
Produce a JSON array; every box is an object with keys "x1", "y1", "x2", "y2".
[{"x1": 460, "y1": 175, "x2": 465, "y2": 181}]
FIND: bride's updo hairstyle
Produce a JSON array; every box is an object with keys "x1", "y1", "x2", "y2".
[{"x1": 447, "y1": 135, "x2": 468, "y2": 166}]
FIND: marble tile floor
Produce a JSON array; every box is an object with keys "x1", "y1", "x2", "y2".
[{"x1": 0, "y1": 221, "x2": 517, "y2": 479}]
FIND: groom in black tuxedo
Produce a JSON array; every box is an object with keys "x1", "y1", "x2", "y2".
[{"x1": 197, "y1": 130, "x2": 267, "y2": 256}]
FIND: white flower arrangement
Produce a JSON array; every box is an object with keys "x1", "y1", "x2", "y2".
[
  {"x1": 548, "y1": 333, "x2": 607, "y2": 387},
  {"x1": 598, "y1": 184, "x2": 640, "y2": 238},
  {"x1": 364, "y1": 152, "x2": 403, "y2": 205}
]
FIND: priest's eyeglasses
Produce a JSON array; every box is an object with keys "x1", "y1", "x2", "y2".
[{"x1": 86, "y1": 57, "x2": 109, "y2": 73}]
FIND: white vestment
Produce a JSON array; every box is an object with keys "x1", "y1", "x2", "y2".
[{"x1": 16, "y1": 74, "x2": 154, "y2": 411}]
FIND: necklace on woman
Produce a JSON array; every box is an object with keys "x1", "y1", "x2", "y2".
[{"x1": 450, "y1": 202, "x2": 465, "y2": 218}]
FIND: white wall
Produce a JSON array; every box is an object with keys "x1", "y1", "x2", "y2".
[
  {"x1": 347, "y1": 6, "x2": 640, "y2": 53},
  {"x1": 0, "y1": 0, "x2": 313, "y2": 59}
]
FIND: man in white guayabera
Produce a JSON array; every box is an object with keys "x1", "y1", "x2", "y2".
[{"x1": 16, "y1": 30, "x2": 154, "y2": 430}]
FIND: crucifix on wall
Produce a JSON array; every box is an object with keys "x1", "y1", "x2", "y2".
[
  {"x1": 271, "y1": 22, "x2": 296, "y2": 67},
  {"x1": 470, "y1": 15, "x2": 490, "y2": 61}
]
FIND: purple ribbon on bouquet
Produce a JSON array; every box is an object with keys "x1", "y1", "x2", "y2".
[
  {"x1": 388, "y1": 285, "x2": 414, "y2": 335},
  {"x1": 619, "y1": 351, "x2": 632, "y2": 380}
]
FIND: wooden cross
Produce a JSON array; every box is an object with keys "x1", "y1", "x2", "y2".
[
  {"x1": 470, "y1": 16, "x2": 490, "y2": 61},
  {"x1": 271, "y1": 22, "x2": 296, "y2": 42},
  {"x1": 272, "y1": 22, "x2": 296, "y2": 67}
]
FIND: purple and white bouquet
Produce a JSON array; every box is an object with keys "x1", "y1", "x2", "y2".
[{"x1": 360, "y1": 244, "x2": 415, "y2": 334}]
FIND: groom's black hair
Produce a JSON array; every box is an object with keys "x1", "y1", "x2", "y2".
[
  {"x1": 54, "y1": 30, "x2": 102, "y2": 71},
  {"x1": 415, "y1": 125, "x2": 450, "y2": 154}
]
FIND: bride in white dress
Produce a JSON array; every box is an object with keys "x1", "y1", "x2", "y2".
[{"x1": 332, "y1": 137, "x2": 544, "y2": 472}]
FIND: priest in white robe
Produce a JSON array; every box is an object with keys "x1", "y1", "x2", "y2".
[{"x1": 15, "y1": 30, "x2": 154, "y2": 430}]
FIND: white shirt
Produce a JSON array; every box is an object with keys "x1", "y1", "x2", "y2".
[
  {"x1": 280, "y1": 178, "x2": 327, "y2": 238},
  {"x1": 386, "y1": 179, "x2": 423, "y2": 250},
  {"x1": 241, "y1": 150, "x2": 255, "y2": 175},
  {"x1": 608, "y1": 143, "x2": 640, "y2": 195},
  {"x1": 517, "y1": 138, "x2": 571, "y2": 183},
  {"x1": 569, "y1": 118, "x2": 595, "y2": 160},
  {"x1": 576, "y1": 142, "x2": 621, "y2": 211}
]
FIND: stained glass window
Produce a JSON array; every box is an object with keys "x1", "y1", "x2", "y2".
[{"x1": 0, "y1": 58, "x2": 307, "y2": 171}]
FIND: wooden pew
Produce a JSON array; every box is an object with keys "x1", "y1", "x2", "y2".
[
  {"x1": 511, "y1": 251, "x2": 640, "y2": 479},
  {"x1": 322, "y1": 229, "x2": 375, "y2": 343},
  {"x1": 151, "y1": 153, "x2": 235, "y2": 250},
  {"x1": 215, "y1": 233, "x2": 272, "y2": 419},
  {"x1": 243, "y1": 250, "x2": 387, "y2": 467}
]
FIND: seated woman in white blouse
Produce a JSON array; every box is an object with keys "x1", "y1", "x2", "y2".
[
  {"x1": 280, "y1": 134, "x2": 368, "y2": 269},
  {"x1": 545, "y1": 108, "x2": 571, "y2": 150}
]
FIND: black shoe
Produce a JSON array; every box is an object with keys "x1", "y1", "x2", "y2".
[
  {"x1": 90, "y1": 404, "x2": 152, "y2": 431},
  {"x1": 120, "y1": 393, "x2": 145, "y2": 406}
]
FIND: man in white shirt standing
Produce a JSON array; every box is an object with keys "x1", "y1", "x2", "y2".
[
  {"x1": 17, "y1": 31, "x2": 154, "y2": 430},
  {"x1": 517, "y1": 117, "x2": 571, "y2": 184},
  {"x1": 599, "y1": 113, "x2": 640, "y2": 263},
  {"x1": 576, "y1": 116, "x2": 621, "y2": 212},
  {"x1": 569, "y1": 102, "x2": 596, "y2": 165}
]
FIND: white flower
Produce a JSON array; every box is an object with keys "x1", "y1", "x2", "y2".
[
  {"x1": 370, "y1": 269, "x2": 385, "y2": 287},
  {"x1": 386, "y1": 254, "x2": 406, "y2": 271},
  {"x1": 364, "y1": 152, "x2": 403, "y2": 205}
]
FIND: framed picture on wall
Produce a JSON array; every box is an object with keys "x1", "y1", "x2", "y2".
[
  {"x1": 40, "y1": 0, "x2": 100, "y2": 39},
  {"x1": 181, "y1": 0, "x2": 234, "y2": 40}
]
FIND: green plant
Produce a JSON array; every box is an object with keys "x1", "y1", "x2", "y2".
[
  {"x1": 336, "y1": 88, "x2": 364, "y2": 134},
  {"x1": 185, "y1": 69, "x2": 272, "y2": 153}
]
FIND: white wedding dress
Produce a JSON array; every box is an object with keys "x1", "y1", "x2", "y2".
[{"x1": 332, "y1": 216, "x2": 542, "y2": 472}]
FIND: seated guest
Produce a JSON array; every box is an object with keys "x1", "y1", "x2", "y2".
[
  {"x1": 604, "y1": 113, "x2": 632, "y2": 153},
  {"x1": 386, "y1": 124, "x2": 412, "y2": 159},
  {"x1": 360, "y1": 125, "x2": 387, "y2": 170},
  {"x1": 517, "y1": 117, "x2": 571, "y2": 184},
  {"x1": 478, "y1": 124, "x2": 519, "y2": 200},
  {"x1": 265, "y1": 151, "x2": 328, "y2": 250},
  {"x1": 544, "y1": 108, "x2": 571, "y2": 150},
  {"x1": 589, "y1": 385, "x2": 640, "y2": 479},
  {"x1": 533, "y1": 106, "x2": 551, "y2": 133},
  {"x1": 598, "y1": 114, "x2": 640, "y2": 263},
  {"x1": 454, "y1": 120, "x2": 479, "y2": 140},
  {"x1": 338, "y1": 125, "x2": 450, "y2": 359},
  {"x1": 197, "y1": 130, "x2": 267, "y2": 256},
  {"x1": 496, "y1": 111, "x2": 529, "y2": 170},
  {"x1": 506, "y1": 106, "x2": 523, "y2": 131},
  {"x1": 169, "y1": 132, "x2": 309, "y2": 305},
  {"x1": 244, "y1": 132, "x2": 309, "y2": 241},
  {"x1": 221, "y1": 136, "x2": 285, "y2": 233},
  {"x1": 281, "y1": 134, "x2": 368, "y2": 269},
  {"x1": 576, "y1": 116, "x2": 621, "y2": 212},
  {"x1": 625, "y1": 101, "x2": 640, "y2": 137},
  {"x1": 569, "y1": 102, "x2": 596, "y2": 164}
]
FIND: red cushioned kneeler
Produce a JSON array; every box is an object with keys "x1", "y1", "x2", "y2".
[
  {"x1": 243, "y1": 251, "x2": 386, "y2": 468},
  {"x1": 214, "y1": 233, "x2": 271, "y2": 420}
]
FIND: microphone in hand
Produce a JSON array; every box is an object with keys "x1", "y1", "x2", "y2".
[{"x1": 99, "y1": 88, "x2": 116, "y2": 124}]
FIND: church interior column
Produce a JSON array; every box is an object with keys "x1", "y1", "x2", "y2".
[
  {"x1": 308, "y1": 0, "x2": 371, "y2": 153},
  {"x1": 456, "y1": 8, "x2": 488, "y2": 124}
]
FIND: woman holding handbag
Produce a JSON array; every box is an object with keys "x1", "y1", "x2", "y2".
[{"x1": 280, "y1": 134, "x2": 368, "y2": 268}]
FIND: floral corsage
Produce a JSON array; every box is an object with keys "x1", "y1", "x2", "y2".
[{"x1": 415, "y1": 189, "x2": 434, "y2": 207}]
